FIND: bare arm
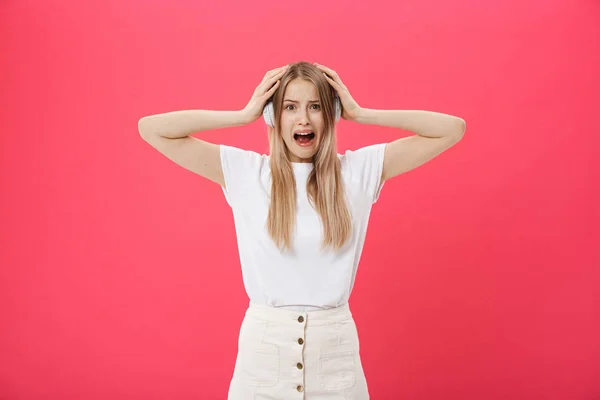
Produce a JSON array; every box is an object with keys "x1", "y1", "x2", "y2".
[
  {"x1": 314, "y1": 63, "x2": 466, "y2": 183},
  {"x1": 138, "y1": 64, "x2": 289, "y2": 187},
  {"x1": 138, "y1": 110, "x2": 251, "y2": 187},
  {"x1": 354, "y1": 109, "x2": 466, "y2": 182},
  {"x1": 138, "y1": 109, "x2": 251, "y2": 139}
]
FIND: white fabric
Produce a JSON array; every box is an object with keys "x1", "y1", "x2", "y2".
[
  {"x1": 227, "y1": 301, "x2": 369, "y2": 399},
  {"x1": 220, "y1": 143, "x2": 386, "y2": 312}
]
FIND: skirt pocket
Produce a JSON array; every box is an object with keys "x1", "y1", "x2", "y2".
[
  {"x1": 236, "y1": 341, "x2": 280, "y2": 387},
  {"x1": 318, "y1": 344, "x2": 356, "y2": 391}
]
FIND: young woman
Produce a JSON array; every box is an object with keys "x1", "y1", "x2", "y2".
[{"x1": 138, "y1": 61, "x2": 466, "y2": 399}]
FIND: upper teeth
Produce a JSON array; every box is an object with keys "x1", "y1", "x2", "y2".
[{"x1": 296, "y1": 132, "x2": 313, "y2": 135}]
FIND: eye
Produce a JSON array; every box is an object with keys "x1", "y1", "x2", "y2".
[
  {"x1": 285, "y1": 104, "x2": 295, "y2": 110},
  {"x1": 311, "y1": 104, "x2": 321, "y2": 110}
]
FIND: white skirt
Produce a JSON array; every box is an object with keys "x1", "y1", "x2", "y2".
[{"x1": 227, "y1": 301, "x2": 370, "y2": 399}]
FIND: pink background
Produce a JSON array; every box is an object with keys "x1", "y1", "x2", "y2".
[{"x1": 1, "y1": 0, "x2": 598, "y2": 399}]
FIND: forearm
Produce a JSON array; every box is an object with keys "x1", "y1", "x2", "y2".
[
  {"x1": 354, "y1": 109, "x2": 466, "y2": 138},
  {"x1": 138, "y1": 110, "x2": 251, "y2": 139}
]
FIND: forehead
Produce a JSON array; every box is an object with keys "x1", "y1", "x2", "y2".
[{"x1": 284, "y1": 78, "x2": 319, "y2": 99}]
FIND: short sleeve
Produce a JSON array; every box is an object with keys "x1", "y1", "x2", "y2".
[
  {"x1": 220, "y1": 144, "x2": 264, "y2": 207},
  {"x1": 342, "y1": 143, "x2": 387, "y2": 204}
]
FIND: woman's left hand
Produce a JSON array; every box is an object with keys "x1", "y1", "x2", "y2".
[{"x1": 314, "y1": 63, "x2": 362, "y2": 122}]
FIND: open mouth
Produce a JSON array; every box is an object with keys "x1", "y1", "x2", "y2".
[{"x1": 293, "y1": 132, "x2": 316, "y2": 146}]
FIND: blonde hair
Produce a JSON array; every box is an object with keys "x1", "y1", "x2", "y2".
[{"x1": 266, "y1": 61, "x2": 352, "y2": 253}]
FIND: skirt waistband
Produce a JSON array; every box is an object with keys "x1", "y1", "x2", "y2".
[{"x1": 246, "y1": 301, "x2": 353, "y2": 327}]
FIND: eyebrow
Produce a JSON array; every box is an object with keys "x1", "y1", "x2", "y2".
[{"x1": 283, "y1": 99, "x2": 320, "y2": 103}]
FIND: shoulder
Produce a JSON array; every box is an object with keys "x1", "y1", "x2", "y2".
[
  {"x1": 339, "y1": 143, "x2": 388, "y2": 203},
  {"x1": 339, "y1": 143, "x2": 387, "y2": 176},
  {"x1": 220, "y1": 144, "x2": 266, "y2": 163},
  {"x1": 220, "y1": 144, "x2": 270, "y2": 174},
  {"x1": 220, "y1": 145, "x2": 270, "y2": 204}
]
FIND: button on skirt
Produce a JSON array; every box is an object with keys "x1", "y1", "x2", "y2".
[{"x1": 227, "y1": 301, "x2": 370, "y2": 399}]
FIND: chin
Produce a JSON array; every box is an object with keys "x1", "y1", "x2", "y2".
[
  {"x1": 290, "y1": 150, "x2": 316, "y2": 161},
  {"x1": 285, "y1": 137, "x2": 319, "y2": 159}
]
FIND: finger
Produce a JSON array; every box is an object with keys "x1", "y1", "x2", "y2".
[
  {"x1": 265, "y1": 65, "x2": 289, "y2": 79},
  {"x1": 314, "y1": 63, "x2": 337, "y2": 77},
  {"x1": 323, "y1": 73, "x2": 342, "y2": 92},
  {"x1": 267, "y1": 66, "x2": 286, "y2": 75},
  {"x1": 315, "y1": 64, "x2": 347, "y2": 90},
  {"x1": 256, "y1": 69, "x2": 285, "y2": 95},
  {"x1": 259, "y1": 69, "x2": 286, "y2": 93},
  {"x1": 264, "y1": 79, "x2": 281, "y2": 98},
  {"x1": 261, "y1": 69, "x2": 287, "y2": 88},
  {"x1": 267, "y1": 67, "x2": 287, "y2": 80}
]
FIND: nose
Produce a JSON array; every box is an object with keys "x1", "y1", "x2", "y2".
[{"x1": 296, "y1": 107, "x2": 310, "y2": 125}]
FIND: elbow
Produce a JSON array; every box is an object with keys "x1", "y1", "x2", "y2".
[
  {"x1": 138, "y1": 116, "x2": 154, "y2": 139},
  {"x1": 451, "y1": 117, "x2": 466, "y2": 139}
]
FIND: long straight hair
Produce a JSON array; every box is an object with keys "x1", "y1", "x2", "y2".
[{"x1": 266, "y1": 61, "x2": 352, "y2": 253}]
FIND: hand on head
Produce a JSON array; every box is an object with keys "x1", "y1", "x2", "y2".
[{"x1": 242, "y1": 65, "x2": 289, "y2": 123}]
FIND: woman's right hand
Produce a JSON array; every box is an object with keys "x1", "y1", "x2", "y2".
[{"x1": 241, "y1": 65, "x2": 289, "y2": 124}]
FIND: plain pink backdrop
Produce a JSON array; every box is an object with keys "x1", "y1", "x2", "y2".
[{"x1": 1, "y1": 0, "x2": 598, "y2": 399}]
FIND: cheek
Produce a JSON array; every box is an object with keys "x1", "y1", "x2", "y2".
[
  {"x1": 315, "y1": 120, "x2": 324, "y2": 134},
  {"x1": 280, "y1": 117, "x2": 291, "y2": 131},
  {"x1": 279, "y1": 120, "x2": 292, "y2": 139},
  {"x1": 314, "y1": 113, "x2": 324, "y2": 126}
]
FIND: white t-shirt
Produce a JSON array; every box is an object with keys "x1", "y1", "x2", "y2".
[{"x1": 220, "y1": 143, "x2": 387, "y2": 311}]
